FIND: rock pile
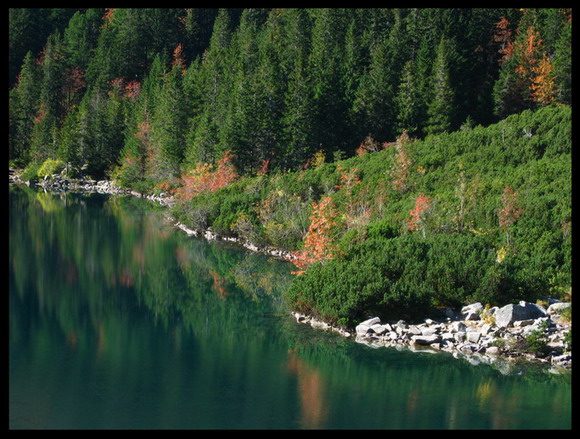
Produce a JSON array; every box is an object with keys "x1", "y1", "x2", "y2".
[{"x1": 293, "y1": 300, "x2": 571, "y2": 371}]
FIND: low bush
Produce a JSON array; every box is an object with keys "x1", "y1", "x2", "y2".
[{"x1": 37, "y1": 158, "x2": 65, "y2": 177}]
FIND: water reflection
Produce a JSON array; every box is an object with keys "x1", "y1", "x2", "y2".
[
  {"x1": 9, "y1": 187, "x2": 571, "y2": 429},
  {"x1": 287, "y1": 349, "x2": 328, "y2": 429}
]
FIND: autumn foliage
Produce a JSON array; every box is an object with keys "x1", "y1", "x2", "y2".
[
  {"x1": 175, "y1": 150, "x2": 237, "y2": 201},
  {"x1": 288, "y1": 196, "x2": 339, "y2": 275},
  {"x1": 531, "y1": 54, "x2": 556, "y2": 105},
  {"x1": 407, "y1": 194, "x2": 432, "y2": 237}
]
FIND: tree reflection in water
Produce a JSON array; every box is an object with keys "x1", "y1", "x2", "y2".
[{"x1": 286, "y1": 349, "x2": 328, "y2": 429}]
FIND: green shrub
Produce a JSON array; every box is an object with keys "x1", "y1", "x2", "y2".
[
  {"x1": 37, "y1": 158, "x2": 65, "y2": 177},
  {"x1": 20, "y1": 161, "x2": 42, "y2": 181}
]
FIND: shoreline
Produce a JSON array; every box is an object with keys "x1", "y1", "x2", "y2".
[{"x1": 9, "y1": 171, "x2": 572, "y2": 373}]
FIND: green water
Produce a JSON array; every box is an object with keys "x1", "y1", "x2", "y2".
[{"x1": 9, "y1": 186, "x2": 571, "y2": 430}]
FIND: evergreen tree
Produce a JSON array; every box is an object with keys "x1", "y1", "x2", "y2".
[
  {"x1": 425, "y1": 36, "x2": 457, "y2": 135},
  {"x1": 150, "y1": 61, "x2": 188, "y2": 183},
  {"x1": 552, "y1": 15, "x2": 571, "y2": 105},
  {"x1": 186, "y1": 9, "x2": 235, "y2": 166},
  {"x1": 9, "y1": 51, "x2": 40, "y2": 163},
  {"x1": 395, "y1": 59, "x2": 422, "y2": 137},
  {"x1": 179, "y1": 8, "x2": 219, "y2": 61},
  {"x1": 62, "y1": 9, "x2": 102, "y2": 71},
  {"x1": 308, "y1": 8, "x2": 351, "y2": 157}
]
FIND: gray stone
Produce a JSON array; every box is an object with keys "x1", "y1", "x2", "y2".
[
  {"x1": 450, "y1": 321, "x2": 467, "y2": 333},
  {"x1": 547, "y1": 302, "x2": 571, "y2": 315},
  {"x1": 464, "y1": 311, "x2": 481, "y2": 321},
  {"x1": 370, "y1": 324, "x2": 388, "y2": 335},
  {"x1": 355, "y1": 324, "x2": 371, "y2": 336},
  {"x1": 411, "y1": 334, "x2": 441, "y2": 346},
  {"x1": 513, "y1": 319, "x2": 534, "y2": 327},
  {"x1": 420, "y1": 326, "x2": 439, "y2": 337},
  {"x1": 461, "y1": 302, "x2": 483, "y2": 318},
  {"x1": 407, "y1": 325, "x2": 422, "y2": 336},
  {"x1": 466, "y1": 331, "x2": 481, "y2": 344},
  {"x1": 360, "y1": 317, "x2": 381, "y2": 327},
  {"x1": 454, "y1": 332, "x2": 466, "y2": 343},
  {"x1": 494, "y1": 301, "x2": 547, "y2": 328}
]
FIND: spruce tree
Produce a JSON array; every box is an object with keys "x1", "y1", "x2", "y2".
[
  {"x1": 552, "y1": 16, "x2": 571, "y2": 105},
  {"x1": 150, "y1": 61, "x2": 188, "y2": 184},
  {"x1": 9, "y1": 51, "x2": 40, "y2": 164},
  {"x1": 308, "y1": 8, "x2": 351, "y2": 157},
  {"x1": 425, "y1": 36, "x2": 457, "y2": 136},
  {"x1": 395, "y1": 59, "x2": 422, "y2": 137}
]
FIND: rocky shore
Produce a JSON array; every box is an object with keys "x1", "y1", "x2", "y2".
[
  {"x1": 293, "y1": 299, "x2": 572, "y2": 372},
  {"x1": 9, "y1": 169, "x2": 174, "y2": 206},
  {"x1": 10, "y1": 169, "x2": 571, "y2": 372}
]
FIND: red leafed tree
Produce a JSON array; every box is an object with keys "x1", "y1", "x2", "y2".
[
  {"x1": 62, "y1": 67, "x2": 86, "y2": 112},
  {"x1": 498, "y1": 186, "x2": 523, "y2": 246},
  {"x1": 102, "y1": 8, "x2": 115, "y2": 28},
  {"x1": 407, "y1": 194, "x2": 432, "y2": 238},
  {"x1": 494, "y1": 16, "x2": 515, "y2": 64},
  {"x1": 124, "y1": 80, "x2": 141, "y2": 101},
  {"x1": 257, "y1": 159, "x2": 270, "y2": 176},
  {"x1": 172, "y1": 43, "x2": 187, "y2": 75},
  {"x1": 175, "y1": 150, "x2": 237, "y2": 201},
  {"x1": 288, "y1": 196, "x2": 339, "y2": 275}
]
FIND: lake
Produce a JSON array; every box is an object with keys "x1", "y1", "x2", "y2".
[{"x1": 9, "y1": 186, "x2": 571, "y2": 429}]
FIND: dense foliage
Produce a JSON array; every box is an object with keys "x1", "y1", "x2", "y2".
[
  {"x1": 171, "y1": 105, "x2": 571, "y2": 326},
  {"x1": 10, "y1": 8, "x2": 571, "y2": 326}
]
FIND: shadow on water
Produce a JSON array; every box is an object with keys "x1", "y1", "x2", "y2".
[{"x1": 9, "y1": 186, "x2": 571, "y2": 429}]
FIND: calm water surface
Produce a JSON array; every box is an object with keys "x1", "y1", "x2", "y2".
[{"x1": 9, "y1": 186, "x2": 571, "y2": 429}]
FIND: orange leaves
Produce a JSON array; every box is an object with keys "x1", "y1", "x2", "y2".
[
  {"x1": 109, "y1": 78, "x2": 141, "y2": 100},
  {"x1": 355, "y1": 134, "x2": 383, "y2": 157},
  {"x1": 288, "y1": 196, "x2": 339, "y2": 275},
  {"x1": 172, "y1": 43, "x2": 187, "y2": 75},
  {"x1": 531, "y1": 54, "x2": 556, "y2": 105},
  {"x1": 209, "y1": 270, "x2": 230, "y2": 301},
  {"x1": 407, "y1": 194, "x2": 432, "y2": 237},
  {"x1": 494, "y1": 16, "x2": 514, "y2": 64},
  {"x1": 102, "y1": 8, "x2": 115, "y2": 28},
  {"x1": 175, "y1": 150, "x2": 237, "y2": 201}
]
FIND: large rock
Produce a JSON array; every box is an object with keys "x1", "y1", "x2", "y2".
[
  {"x1": 494, "y1": 301, "x2": 547, "y2": 328},
  {"x1": 547, "y1": 302, "x2": 571, "y2": 315},
  {"x1": 461, "y1": 302, "x2": 483, "y2": 321},
  {"x1": 411, "y1": 334, "x2": 441, "y2": 346},
  {"x1": 356, "y1": 317, "x2": 381, "y2": 336}
]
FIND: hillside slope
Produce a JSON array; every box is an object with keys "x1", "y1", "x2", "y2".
[{"x1": 170, "y1": 105, "x2": 571, "y2": 325}]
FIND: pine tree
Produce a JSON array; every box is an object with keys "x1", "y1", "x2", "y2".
[
  {"x1": 552, "y1": 15, "x2": 571, "y2": 105},
  {"x1": 308, "y1": 8, "x2": 351, "y2": 157},
  {"x1": 425, "y1": 36, "x2": 457, "y2": 135},
  {"x1": 179, "y1": 8, "x2": 219, "y2": 61},
  {"x1": 62, "y1": 9, "x2": 102, "y2": 71},
  {"x1": 9, "y1": 51, "x2": 40, "y2": 163},
  {"x1": 279, "y1": 9, "x2": 316, "y2": 170},
  {"x1": 395, "y1": 59, "x2": 422, "y2": 137},
  {"x1": 150, "y1": 61, "x2": 187, "y2": 184}
]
